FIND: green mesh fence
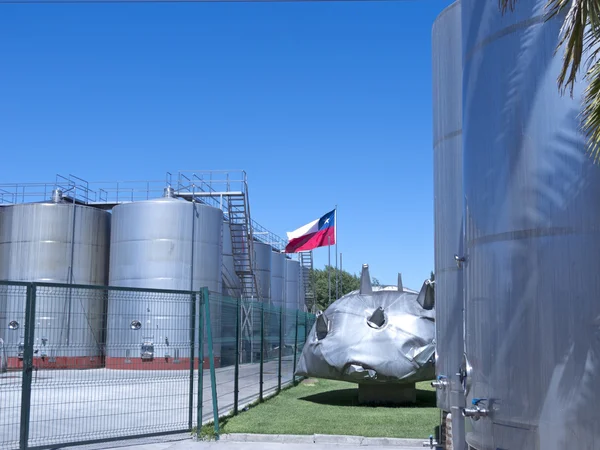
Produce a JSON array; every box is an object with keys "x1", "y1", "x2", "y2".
[{"x1": 0, "y1": 281, "x2": 314, "y2": 450}]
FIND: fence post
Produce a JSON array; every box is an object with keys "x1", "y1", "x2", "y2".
[
  {"x1": 259, "y1": 303, "x2": 264, "y2": 402},
  {"x1": 196, "y1": 290, "x2": 205, "y2": 438},
  {"x1": 304, "y1": 313, "x2": 308, "y2": 344},
  {"x1": 188, "y1": 292, "x2": 196, "y2": 431},
  {"x1": 293, "y1": 310, "x2": 299, "y2": 385},
  {"x1": 203, "y1": 287, "x2": 220, "y2": 440},
  {"x1": 234, "y1": 297, "x2": 240, "y2": 415},
  {"x1": 19, "y1": 284, "x2": 36, "y2": 450},
  {"x1": 278, "y1": 306, "x2": 283, "y2": 393}
]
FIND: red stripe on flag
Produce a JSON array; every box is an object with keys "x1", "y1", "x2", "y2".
[{"x1": 285, "y1": 227, "x2": 335, "y2": 253}]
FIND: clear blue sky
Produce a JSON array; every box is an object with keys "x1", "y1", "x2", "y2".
[{"x1": 0, "y1": 0, "x2": 454, "y2": 291}]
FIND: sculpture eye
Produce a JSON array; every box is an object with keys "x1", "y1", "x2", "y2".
[
  {"x1": 316, "y1": 312, "x2": 329, "y2": 340},
  {"x1": 367, "y1": 307, "x2": 386, "y2": 329}
]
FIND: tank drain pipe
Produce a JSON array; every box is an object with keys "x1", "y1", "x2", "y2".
[
  {"x1": 462, "y1": 398, "x2": 490, "y2": 421},
  {"x1": 431, "y1": 375, "x2": 449, "y2": 389}
]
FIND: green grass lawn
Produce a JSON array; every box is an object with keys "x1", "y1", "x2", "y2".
[{"x1": 215, "y1": 379, "x2": 440, "y2": 439}]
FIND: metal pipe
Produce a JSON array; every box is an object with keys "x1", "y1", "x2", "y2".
[
  {"x1": 188, "y1": 293, "x2": 196, "y2": 430},
  {"x1": 259, "y1": 305, "x2": 264, "y2": 402},
  {"x1": 293, "y1": 310, "x2": 299, "y2": 384},
  {"x1": 461, "y1": 399, "x2": 489, "y2": 421},
  {"x1": 278, "y1": 307, "x2": 283, "y2": 392},
  {"x1": 328, "y1": 236, "x2": 331, "y2": 304},
  {"x1": 203, "y1": 287, "x2": 220, "y2": 440},
  {"x1": 431, "y1": 375, "x2": 449, "y2": 389},
  {"x1": 461, "y1": 406, "x2": 489, "y2": 421},
  {"x1": 196, "y1": 292, "x2": 204, "y2": 437},
  {"x1": 233, "y1": 297, "x2": 240, "y2": 415},
  {"x1": 66, "y1": 195, "x2": 77, "y2": 347}
]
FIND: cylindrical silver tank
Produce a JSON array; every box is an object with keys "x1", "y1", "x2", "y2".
[
  {"x1": 270, "y1": 251, "x2": 285, "y2": 309},
  {"x1": 432, "y1": 2, "x2": 465, "y2": 448},
  {"x1": 284, "y1": 259, "x2": 300, "y2": 342},
  {"x1": 285, "y1": 259, "x2": 300, "y2": 312},
  {"x1": 106, "y1": 196, "x2": 223, "y2": 370},
  {"x1": 253, "y1": 242, "x2": 271, "y2": 303},
  {"x1": 222, "y1": 221, "x2": 241, "y2": 298},
  {"x1": 0, "y1": 195, "x2": 110, "y2": 369},
  {"x1": 462, "y1": 1, "x2": 600, "y2": 448},
  {"x1": 298, "y1": 265, "x2": 306, "y2": 312},
  {"x1": 270, "y1": 251, "x2": 286, "y2": 348}
]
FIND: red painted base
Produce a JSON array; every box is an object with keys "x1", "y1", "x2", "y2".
[
  {"x1": 7, "y1": 356, "x2": 104, "y2": 370},
  {"x1": 105, "y1": 357, "x2": 221, "y2": 370}
]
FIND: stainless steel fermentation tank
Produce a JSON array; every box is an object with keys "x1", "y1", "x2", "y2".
[
  {"x1": 0, "y1": 190, "x2": 110, "y2": 369},
  {"x1": 460, "y1": 1, "x2": 600, "y2": 448},
  {"x1": 222, "y1": 221, "x2": 241, "y2": 298},
  {"x1": 254, "y1": 242, "x2": 271, "y2": 303},
  {"x1": 106, "y1": 191, "x2": 223, "y2": 370},
  {"x1": 284, "y1": 259, "x2": 300, "y2": 337},
  {"x1": 432, "y1": 2, "x2": 466, "y2": 449},
  {"x1": 270, "y1": 251, "x2": 285, "y2": 310},
  {"x1": 270, "y1": 251, "x2": 286, "y2": 347}
]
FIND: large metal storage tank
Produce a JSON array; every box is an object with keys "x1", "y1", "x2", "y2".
[
  {"x1": 222, "y1": 221, "x2": 241, "y2": 298},
  {"x1": 432, "y1": 2, "x2": 465, "y2": 449},
  {"x1": 284, "y1": 259, "x2": 300, "y2": 342},
  {"x1": 461, "y1": 1, "x2": 600, "y2": 448},
  {"x1": 298, "y1": 265, "x2": 306, "y2": 312},
  {"x1": 270, "y1": 251, "x2": 285, "y2": 309},
  {"x1": 270, "y1": 251, "x2": 286, "y2": 351},
  {"x1": 253, "y1": 242, "x2": 271, "y2": 303},
  {"x1": 285, "y1": 259, "x2": 300, "y2": 312},
  {"x1": 220, "y1": 220, "x2": 240, "y2": 367},
  {"x1": 106, "y1": 193, "x2": 223, "y2": 370},
  {"x1": 0, "y1": 192, "x2": 110, "y2": 369}
]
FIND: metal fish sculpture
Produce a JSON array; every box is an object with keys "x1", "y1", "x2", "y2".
[{"x1": 296, "y1": 264, "x2": 435, "y2": 386}]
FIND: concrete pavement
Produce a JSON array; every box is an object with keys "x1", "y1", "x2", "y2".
[{"x1": 73, "y1": 434, "x2": 430, "y2": 450}]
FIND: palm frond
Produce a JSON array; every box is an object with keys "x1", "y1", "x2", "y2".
[
  {"x1": 552, "y1": 0, "x2": 600, "y2": 160},
  {"x1": 582, "y1": 56, "x2": 600, "y2": 162},
  {"x1": 499, "y1": 0, "x2": 518, "y2": 14},
  {"x1": 500, "y1": 0, "x2": 600, "y2": 163},
  {"x1": 551, "y1": 0, "x2": 589, "y2": 96}
]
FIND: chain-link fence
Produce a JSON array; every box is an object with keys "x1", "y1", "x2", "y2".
[{"x1": 0, "y1": 281, "x2": 314, "y2": 450}]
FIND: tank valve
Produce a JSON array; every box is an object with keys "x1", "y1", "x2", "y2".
[
  {"x1": 454, "y1": 254, "x2": 466, "y2": 268},
  {"x1": 431, "y1": 375, "x2": 449, "y2": 389},
  {"x1": 421, "y1": 434, "x2": 441, "y2": 449},
  {"x1": 141, "y1": 341, "x2": 155, "y2": 361},
  {"x1": 462, "y1": 398, "x2": 489, "y2": 421}
]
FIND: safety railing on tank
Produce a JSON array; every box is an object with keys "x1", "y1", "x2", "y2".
[
  {"x1": 174, "y1": 170, "x2": 287, "y2": 251},
  {"x1": 0, "y1": 280, "x2": 314, "y2": 450},
  {"x1": 0, "y1": 181, "x2": 70, "y2": 204}
]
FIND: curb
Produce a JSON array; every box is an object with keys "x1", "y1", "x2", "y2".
[{"x1": 219, "y1": 433, "x2": 425, "y2": 447}]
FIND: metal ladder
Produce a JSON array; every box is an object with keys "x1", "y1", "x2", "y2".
[
  {"x1": 227, "y1": 191, "x2": 261, "y2": 362},
  {"x1": 299, "y1": 251, "x2": 316, "y2": 313}
]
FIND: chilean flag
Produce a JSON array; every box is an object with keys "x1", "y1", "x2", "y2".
[{"x1": 285, "y1": 209, "x2": 336, "y2": 253}]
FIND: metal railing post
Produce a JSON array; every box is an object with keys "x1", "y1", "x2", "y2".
[
  {"x1": 203, "y1": 288, "x2": 220, "y2": 440},
  {"x1": 19, "y1": 284, "x2": 36, "y2": 450},
  {"x1": 259, "y1": 303, "x2": 264, "y2": 402},
  {"x1": 278, "y1": 307, "x2": 283, "y2": 393},
  {"x1": 188, "y1": 293, "x2": 196, "y2": 430},
  {"x1": 234, "y1": 297, "x2": 240, "y2": 415},
  {"x1": 196, "y1": 291, "x2": 205, "y2": 438},
  {"x1": 293, "y1": 310, "x2": 299, "y2": 385}
]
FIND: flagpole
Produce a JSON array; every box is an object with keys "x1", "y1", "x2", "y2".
[
  {"x1": 328, "y1": 236, "x2": 331, "y2": 305},
  {"x1": 335, "y1": 206, "x2": 338, "y2": 301},
  {"x1": 340, "y1": 252, "x2": 343, "y2": 295}
]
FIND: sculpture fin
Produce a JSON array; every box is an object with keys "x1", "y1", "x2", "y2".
[
  {"x1": 416, "y1": 279, "x2": 435, "y2": 310},
  {"x1": 359, "y1": 264, "x2": 373, "y2": 295}
]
